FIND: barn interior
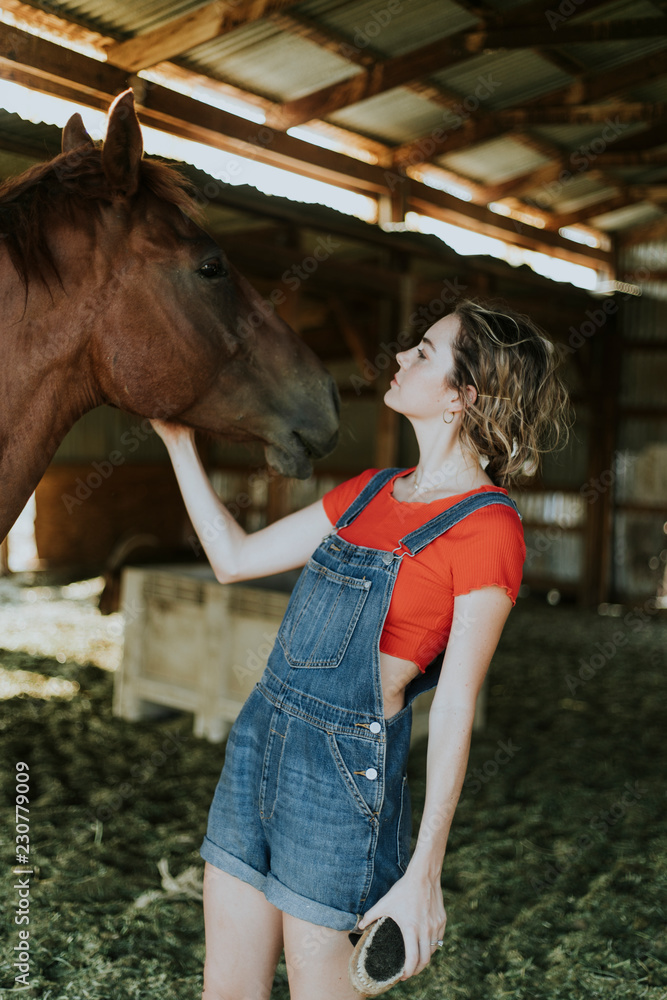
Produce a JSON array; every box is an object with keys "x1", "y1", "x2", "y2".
[{"x1": 0, "y1": 2, "x2": 666, "y2": 999}]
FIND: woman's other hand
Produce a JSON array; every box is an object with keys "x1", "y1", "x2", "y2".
[{"x1": 357, "y1": 866, "x2": 447, "y2": 979}]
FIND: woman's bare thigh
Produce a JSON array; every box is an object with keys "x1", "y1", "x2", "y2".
[
  {"x1": 282, "y1": 912, "x2": 359, "y2": 1000},
  {"x1": 202, "y1": 862, "x2": 283, "y2": 1000}
]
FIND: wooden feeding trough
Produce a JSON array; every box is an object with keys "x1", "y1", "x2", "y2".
[{"x1": 113, "y1": 564, "x2": 440, "y2": 743}]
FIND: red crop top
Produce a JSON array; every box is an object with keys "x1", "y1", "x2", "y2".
[{"x1": 321, "y1": 468, "x2": 525, "y2": 671}]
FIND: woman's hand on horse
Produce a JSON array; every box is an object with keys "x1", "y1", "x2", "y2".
[
  {"x1": 150, "y1": 418, "x2": 195, "y2": 449},
  {"x1": 357, "y1": 867, "x2": 447, "y2": 980}
]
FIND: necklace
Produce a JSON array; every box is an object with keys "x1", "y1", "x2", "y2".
[{"x1": 409, "y1": 469, "x2": 447, "y2": 495}]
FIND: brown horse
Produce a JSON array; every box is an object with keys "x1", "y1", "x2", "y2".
[{"x1": 0, "y1": 90, "x2": 339, "y2": 541}]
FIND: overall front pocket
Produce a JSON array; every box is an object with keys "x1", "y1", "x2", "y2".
[{"x1": 277, "y1": 558, "x2": 372, "y2": 667}]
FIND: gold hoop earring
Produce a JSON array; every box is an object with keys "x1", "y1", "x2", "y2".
[{"x1": 442, "y1": 410, "x2": 454, "y2": 425}]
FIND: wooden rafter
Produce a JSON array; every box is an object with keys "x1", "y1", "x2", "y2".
[
  {"x1": 617, "y1": 213, "x2": 667, "y2": 245},
  {"x1": 487, "y1": 103, "x2": 667, "y2": 127},
  {"x1": 265, "y1": 18, "x2": 667, "y2": 129},
  {"x1": 548, "y1": 194, "x2": 635, "y2": 230},
  {"x1": 0, "y1": 23, "x2": 613, "y2": 271},
  {"x1": 265, "y1": 3, "x2": 667, "y2": 241},
  {"x1": 407, "y1": 178, "x2": 612, "y2": 271},
  {"x1": 104, "y1": 0, "x2": 301, "y2": 72},
  {"x1": 268, "y1": 0, "x2": 655, "y2": 239},
  {"x1": 392, "y1": 48, "x2": 667, "y2": 169}
]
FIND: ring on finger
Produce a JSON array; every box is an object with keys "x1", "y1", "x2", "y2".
[{"x1": 430, "y1": 939, "x2": 444, "y2": 947}]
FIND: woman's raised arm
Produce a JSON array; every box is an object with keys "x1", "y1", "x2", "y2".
[{"x1": 152, "y1": 420, "x2": 334, "y2": 583}]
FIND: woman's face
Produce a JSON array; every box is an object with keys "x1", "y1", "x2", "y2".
[{"x1": 384, "y1": 313, "x2": 466, "y2": 421}]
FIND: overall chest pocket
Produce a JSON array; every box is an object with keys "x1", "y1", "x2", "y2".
[{"x1": 278, "y1": 558, "x2": 372, "y2": 667}]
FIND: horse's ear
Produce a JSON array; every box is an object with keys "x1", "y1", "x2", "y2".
[
  {"x1": 62, "y1": 113, "x2": 93, "y2": 153},
  {"x1": 102, "y1": 89, "x2": 143, "y2": 198}
]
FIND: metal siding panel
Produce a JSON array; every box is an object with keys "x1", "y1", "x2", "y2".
[
  {"x1": 182, "y1": 27, "x2": 358, "y2": 101},
  {"x1": 591, "y1": 203, "x2": 664, "y2": 230},
  {"x1": 561, "y1": 36, "x2": 667, "y2": 73},
  {"x1": 437, "y1": 136, "x2": 552, "y2": 183},
  {"x1": 433, "y1": 50, "x2": 573, "y2": 110},
  {"x1": 293, "y1": 0, "x2": 479, "y2": 56},
  {"x1": 329, "y1": 88, "x2": 445, "y2": 143},
  {"x1": 40, "y1": 0, "x2": 209, "y2": 37}
]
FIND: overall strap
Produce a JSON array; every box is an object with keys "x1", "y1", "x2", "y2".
[
  {"x1": 336, "y1": 468, "x2": 405, "y2": 528},
  {"x1": 398, "y1": 492, "x2": 521, "y2": 556}
]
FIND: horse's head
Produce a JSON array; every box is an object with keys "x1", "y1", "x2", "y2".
[{"x1": 66, "y1": 91, "x2": 339, "y2": 477}]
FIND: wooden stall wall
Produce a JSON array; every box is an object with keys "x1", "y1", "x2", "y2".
[
  {"x1": 33, "y1": 407, "x2": 191, "y2": 569},
  {"x1": 613, "y1": 240, "x2": 667, "y2": 605}
]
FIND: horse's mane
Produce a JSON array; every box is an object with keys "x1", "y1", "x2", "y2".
[{"x1": 0, "y1": 147, "x2": 201, "y2": 290}]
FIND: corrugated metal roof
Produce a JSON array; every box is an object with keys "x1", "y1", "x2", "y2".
[
  {"x1": 546, "y1": 179, "x2": 620, "y2": 214},
  {"x1": 437, "y1": 136, "x2": 552, "y2": 184},
  {"x1": 294, "y1": 0, "x2": 478, "y2": 57},
  {"x1": 0, "y1": 108, "x2": 60, "y2": 155},
  {"x1": 0, "y1": 0, "x2": 664, "y2": 245},
  {"x1": 529, "y1": 121, "x2": 648, "y2": 151},
  {"x1": 329, "y1": 88, "x2": 445, "y2": 143},
  {"x1": 433, "y1": 50, "x2": 574, "y2": 110},
  {"x1": 591, "y1": 201, "x2": 663, "y2": 230},
  {"x1": 182, "y1": 22, "x2": 357, "y2": 102},
  {"x1": 627, "y1": 75, "x2": 667, "y2": 103},
  {"x1": 36, "y1": 0, "x2": 206, "y2": 38},
  {"x1": 570, "y1": 0, "x2": 662, "y2": 22},
  {"x1": 561, "y1": 36, "x2": 667, "y2": 74}
]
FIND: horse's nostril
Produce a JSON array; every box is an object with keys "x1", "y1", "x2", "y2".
[{"x1": 293, "y1": 431, "x2": 312, "y2": 458}]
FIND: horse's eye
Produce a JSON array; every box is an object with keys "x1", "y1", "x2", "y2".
[{"x1": 198, "y1": 259, "x2": 227, "y2": 279}]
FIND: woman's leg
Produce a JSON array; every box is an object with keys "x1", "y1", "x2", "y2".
[
  {"x1": 201, "y1": 862, "x2": 284, "y2": 1000},
  {"x1": 283, "y1": 912, "x2": 361, "y2": 1000}
]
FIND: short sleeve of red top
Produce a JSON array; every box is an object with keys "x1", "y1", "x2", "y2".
[{"x1": 321, "y1": 468, "x2": 525, "y2": 671}]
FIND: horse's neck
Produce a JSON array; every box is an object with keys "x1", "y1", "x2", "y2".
[{"x1": 0, "y1": 270, "x2": 99, "y2": 539}]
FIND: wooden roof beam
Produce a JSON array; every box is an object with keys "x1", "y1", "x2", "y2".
[
  {"x1": 392, "y1": 50, "x2": 667, "y2": 170},
  {"x1": 493, "y1": 103, "x2": 667, "y2": 127},
  {"x1": 616, "y1": 213, "x2": 667, "y2": 245},
  {"x1": 547, "y1": 194, "x2": 633, "y2": 230},
  {"x1": 266, "y1": 18, "x2": 667, "y2": 129},
  {"x1": 104, "y1": 0, "x2": 300, "y2": 72},
  {"x1": 407, "y1": 180, "x2": 612, "y2": 271},
  {"x1": 0, "y1": 24, "x2": 613, "y2": 272}
]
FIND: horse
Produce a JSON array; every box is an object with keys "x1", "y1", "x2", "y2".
[{"x1": 0, "y1": 90, "x2": 339, "y2": 542}]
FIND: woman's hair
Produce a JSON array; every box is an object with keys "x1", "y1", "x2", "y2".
[{"x1": 447, "y1": 298, "x2": 572, "y2": 487}]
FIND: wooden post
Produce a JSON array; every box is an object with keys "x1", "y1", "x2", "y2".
[
  {"x1": 374, "y1": 265, "x2": 414, "y2": 468},
  {"x1": 0, "y1": 535, "x2": 9, "y2": 576},
  {"x1": 581, "y1": 296, "x2": 621, "y2": 605}
]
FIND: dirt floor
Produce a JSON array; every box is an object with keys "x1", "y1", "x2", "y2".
[{"x1": 0, "y1": 572, "x2": 665, "y2": 1000}]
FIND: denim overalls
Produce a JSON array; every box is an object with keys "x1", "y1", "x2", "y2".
[{"x1": 201, "y1": 469, "x2": 520, "y2": 930}]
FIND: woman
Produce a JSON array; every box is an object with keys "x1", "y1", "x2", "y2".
[{"x1": 152, "y1": 298, "x2": 569, "y2": 1000}]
